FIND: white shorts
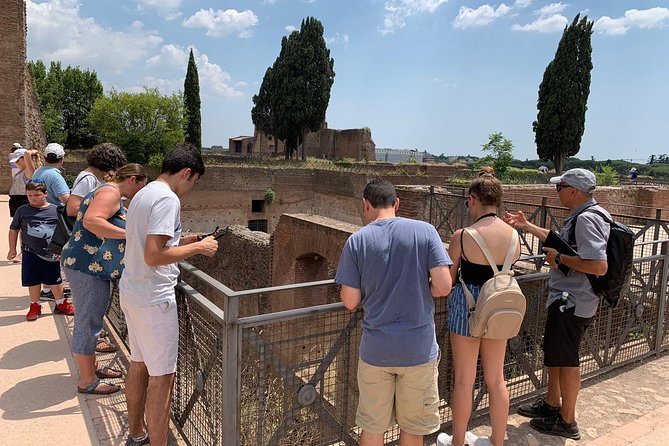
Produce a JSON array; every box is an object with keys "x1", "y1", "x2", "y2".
[{"x1": 120, "y1": 297, "x2": 178, "y2": 376}]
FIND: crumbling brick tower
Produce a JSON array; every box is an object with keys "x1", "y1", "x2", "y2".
[{"x1": 0, "y1": 0, "x2": 46, "y2": 193}]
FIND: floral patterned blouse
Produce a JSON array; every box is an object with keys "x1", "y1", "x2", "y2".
[{"x1": 61, "y1": 184, "x2": 126, "y2": 281}]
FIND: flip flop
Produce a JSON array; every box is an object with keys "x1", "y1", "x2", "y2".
[
  {"x1": 95, "y1": 366, "x2": 123, "y2": 379},
  {"x1": 77, "y1": 378, "x2": 120, "y2": 395},
  {"x1": 96, "y1": 338, "x2": 118, "y2": 353}
]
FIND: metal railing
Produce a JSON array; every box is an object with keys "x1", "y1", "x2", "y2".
[{"x1": 106, "y1": 238, "x2": 669, "y2": 446}]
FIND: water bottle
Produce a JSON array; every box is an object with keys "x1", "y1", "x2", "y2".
[{"x1": 559, "y1": 291, "x2": 569, "y2": 312}]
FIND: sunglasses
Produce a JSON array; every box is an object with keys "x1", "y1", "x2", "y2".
[
  {"x1": 556, "y1": 183, "x2": 573, "y2": 192},
  {"x1": 464, "y1": 195, "x2": 476, "y2": 209},
  {"x1": 27, "y1": 178, "x2": 45, "y2": 185}
]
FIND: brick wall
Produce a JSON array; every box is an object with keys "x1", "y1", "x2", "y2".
[
  {"x1": 0, "y1": 0, "x2": 46, "y2": 193},
  {"x1": 269, "y1": 214, "x2": 359, "y2": 311}
]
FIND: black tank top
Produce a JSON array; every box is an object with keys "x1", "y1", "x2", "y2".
[{"x1": 458, "y1": 229, "x2": 503, "y2": 286}]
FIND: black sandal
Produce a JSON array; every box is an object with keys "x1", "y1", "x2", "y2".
[
  {"x1": 95, "y1": 366, "x2": 123, "y2": 379},
  {"x1": 77, "y1": 378, "x2": 120, "y2": 395},
  {"x1": 96, "y1": 338, "x2": 118, "y2": 353}
]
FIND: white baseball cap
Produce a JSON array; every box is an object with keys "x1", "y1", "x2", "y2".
[
  {"x1": 44, "y1": 143, "x2": 65, "y2": 159},
  {"x1": 9, "y1": 148, "x2": 27, "y2": 164}
]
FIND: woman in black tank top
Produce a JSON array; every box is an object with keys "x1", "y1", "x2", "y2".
[{"x1": 436, "y1": 172, "x2": 520, "y2": 446}]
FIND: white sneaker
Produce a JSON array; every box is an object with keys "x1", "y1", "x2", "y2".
[
  {"x1": 464, "y1": 432, "x2": 492, "y2": 446},
  {"x1": 436, "y1": 433, "x2": 453, "y2": 446}
]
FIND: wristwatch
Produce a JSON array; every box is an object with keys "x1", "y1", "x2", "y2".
[{"x1": 554, "y1": 253, "x2": 562, "y2": 266}]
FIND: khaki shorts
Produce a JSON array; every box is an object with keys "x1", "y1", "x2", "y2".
[{"x1": 356, "y1": 357, "x2": 440, "y2": 435}]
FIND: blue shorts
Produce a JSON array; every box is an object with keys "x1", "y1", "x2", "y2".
[
  {"x1": 447, "y1": 283, "x2": 482, "y2": 337},
  {"x1": 21, "y1": 249, "x2": 62, "y2": 287}
]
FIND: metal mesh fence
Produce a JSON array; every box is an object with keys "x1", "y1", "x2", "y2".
[{"x1": 104, "y1": 243, "x2": 669, "y2": 446}]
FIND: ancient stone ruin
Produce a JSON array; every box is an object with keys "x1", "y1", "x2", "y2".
[{"x1": 0, "y1": 0, "x2": 46, "y2": 193}]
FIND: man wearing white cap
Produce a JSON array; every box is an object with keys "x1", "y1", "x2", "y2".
[
  {"x1": 8, "y1": 148, "x2": 39, "y2": 216},
  {"x1": 504, "y1": 168, "x2": 610, "y2": 441},
  {"x1": 32, "y1": 143, "x2": 70, "y2": 208}
]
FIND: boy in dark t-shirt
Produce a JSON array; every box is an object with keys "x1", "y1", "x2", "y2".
[{"x1": 8, "y1": 180, "x2": 74, "y2": 321}]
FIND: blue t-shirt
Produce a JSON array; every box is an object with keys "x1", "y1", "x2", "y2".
[
  {"x1": 10, "y1": 203, "x2": 58, "y2": 262},
  {"x1": 335, "y1": 217, "x2": 452, "y2": 367},
  {"x1": 33, "y1": 166, "x2": 69, "y2": 207}
]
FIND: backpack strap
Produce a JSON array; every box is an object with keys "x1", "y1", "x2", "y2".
[
  {"x1": 459, "y1": 228, "x2": 518, "y2": 314},
  {"x1": 463, "y1": 227, "x2": 518, "y2": 275}
]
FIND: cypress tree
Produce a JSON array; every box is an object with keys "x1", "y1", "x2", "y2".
[
  {"x1": 533, "y1": 14, "x2": 593, "y2": 174},
  {"x1": 184, "y1": 49, "x2": 202, "y2": 149},
  {"x1": 252, "y1": 17, "x2": 335, "y2": 159}
]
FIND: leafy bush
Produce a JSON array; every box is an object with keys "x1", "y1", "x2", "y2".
[
  {"x1": 264, "y1": 188, "x2": 276, "y2": 204},
  {"x1": 595, "y1": 164, "x2": 619, "y2": 186}
]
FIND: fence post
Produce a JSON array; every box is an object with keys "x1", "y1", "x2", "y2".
[
  {"x1": 655, "y1": 242, "x2": 669, "y2": 355},
  {"x1": 535, "y1": 197, "x2": 549, "y2": 270},
  {"x1": 222, "y1": 293, "x2": 241, "y2": 445},
  {"x1": 653, "y1": 209, "x2": 662, "y2": 256},
  {"x1": 429, "y1": 185, "x2": 434, "y2": 226}
]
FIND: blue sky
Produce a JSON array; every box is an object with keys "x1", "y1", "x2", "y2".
[{"x1": 26, "y1": 1, "x2": 669, "y2": 162}]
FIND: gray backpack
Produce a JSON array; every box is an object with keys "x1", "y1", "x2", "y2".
[{"x1": 459, "y1": 228, "x2": 526, "y2": 339}]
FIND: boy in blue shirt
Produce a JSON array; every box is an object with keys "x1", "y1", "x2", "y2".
[{"x1": 8, "y1": 180, "x2": 74, "y2": 321}]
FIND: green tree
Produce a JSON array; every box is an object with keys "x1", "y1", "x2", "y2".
[
  {"x1": 480, "y1": 132, "x2": 514, "y2": 175},
  {"x1": 89, "y1": 88, "x2": 185, "y2": 164},
  {"x1": 253, "y1": 17, "x2": 335, "y2": 159},
  {"x1": 183, "y1": 49, "x2": 202, "y2": 149},
  {"x1": 533, "y1": 14, "x2": 594, "y2": 174},
  {"x1": 28, "y1": 60, "x2": 103, "y2": 147}
]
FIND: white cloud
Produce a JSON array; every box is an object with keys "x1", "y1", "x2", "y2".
[
  {"x1": 595, "y1": 7, "x2": 669, "y2": 36},
  {"x1": 513, "y1": 0, "x2": 533, "y2": 7},
  {"x1": 183, "y1": 8, "x2": 259, "y2": 38},
  {"x1": 379, "y1": 0, "x2": 449, "y2": 35},
  {"x1": 134, "y1": 0, "x2": 182, "y2": 21},
  {"x1": 27, "y1": 0, "x2": 163, "y2": 73},
  {"x1": 536, "y1": 2, "x2": 568, "y2": 17},
  {"x1": 452, "y1": 4, "x2": 511, "y2": 29},
  {"x1": 146, "y1": 43, "x2": 188, "y2": 67},
  {"x1": 325, "y1": 33, "x2": 350, "y2": 45},
  {"x1": 511, "y1": 2, "x2": 568, "y2": 33},
  {"x1": 144, "y1": 44, "x2": 243, "y2": 97},
  {"x1": 285, "y1": 25, "x2": 297, "y2": 33},
  {"x1": 511, "y1": 14, "x2": 567, "y2": 32}
]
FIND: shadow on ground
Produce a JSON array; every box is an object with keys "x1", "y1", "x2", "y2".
[{"x1": 0, "y1": 373, "x2": 81, "y2": 420}]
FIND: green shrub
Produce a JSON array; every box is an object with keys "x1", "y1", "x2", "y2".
[{"x1": 264, "y1": 188, "x2": 275, "y2": 204}]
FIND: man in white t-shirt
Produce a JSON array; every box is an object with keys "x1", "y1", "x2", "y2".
[{"x1": 120, "y1": 143, "x2": 218, "y2": 446}]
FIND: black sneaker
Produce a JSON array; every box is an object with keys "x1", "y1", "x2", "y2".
[
  {"x1": 125, "y1": 434, "x2": 150, "y2": 446},
  {"x1": 530, "y1": 415, "x2": 581, "y2": 440},
  {"x1": 39, "y1": 289, "x2": 55, "y2": 301},
  {"x1": 517, "y1": 398, "x2": 561, "y2": 418}
]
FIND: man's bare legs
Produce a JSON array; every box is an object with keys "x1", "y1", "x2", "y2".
[
  {"x1": 126, "y1": 361, "x2": 149, "y2": 438},
  {"x1": 360, "y1": 431, "x2": 384, "y2": 446},
  {"x1": 558, "y1": 367, "x2": 581, "y2": 423},
  {"x1": 146, "y1": 373, "x2": 176, "y2": 446},
  {"x1": 545, "y1": 367, "x2": 561, "y2": 408},
  {"x1": 360, "y1": 430, "x2": 422, "y2": 446}
]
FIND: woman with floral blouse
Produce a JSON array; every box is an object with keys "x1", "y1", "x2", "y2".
[{"x1": 62, "y1": 163, "x2": 147, "y2": 395}]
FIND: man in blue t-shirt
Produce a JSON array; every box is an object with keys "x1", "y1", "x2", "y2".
[
  {"x1": 335, "y1": 179, "x2": 452, "y2": 446},
  {"x1": 33, "y1": 143, "x2": 70, "y2": 208}
]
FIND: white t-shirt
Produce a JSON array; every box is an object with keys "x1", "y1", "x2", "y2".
[
  {"x1": 120, "y1": 181, "x2": 182, "y2": 306},
  {"x1": 71, "y1": 171, "x2": 100, "y2": 198}
]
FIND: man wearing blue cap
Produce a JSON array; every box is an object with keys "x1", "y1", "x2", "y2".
[{"x1": 504, "y1": 168, "x2": 610, "y2": 441}]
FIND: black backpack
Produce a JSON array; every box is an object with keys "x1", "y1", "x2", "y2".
[{"x1": 569, "y1": 207, "x2": 634, "y2": 309}]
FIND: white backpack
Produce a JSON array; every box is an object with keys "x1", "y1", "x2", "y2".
[{"x1": 459, "y1": 228, "x2": 526, "y2": 340}]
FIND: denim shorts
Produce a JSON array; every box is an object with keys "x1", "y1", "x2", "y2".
[
  {"x1": 447, "y1": 283, "x2": 482, "y2": 337},
  {"x1": 67, "y1": 267, "x2": 111, "y2": 356}
]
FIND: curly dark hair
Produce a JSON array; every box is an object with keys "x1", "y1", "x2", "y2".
[{"x1": 86, "y1": 143, "x2": 126, "y2": 173}]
